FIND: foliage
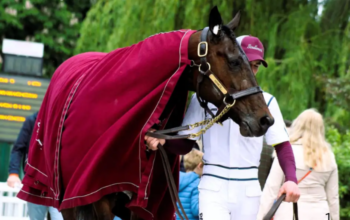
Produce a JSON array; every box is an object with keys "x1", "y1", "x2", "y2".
[
  {"x1": 0, "y1": 0, "x2": 93, "y2": 76},
  {"x1": 326, "y1": 127, "x2": 350, "y2": 219},
  {"x1": 76, "y1": 0, "x2": 350, "y2": 129},
  {"x1": 317, "y1": 74, "x2": 350, "y2": 111}
]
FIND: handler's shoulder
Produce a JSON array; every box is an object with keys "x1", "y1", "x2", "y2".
[
  {"x1": 191, "y1": 93, "x2": 197, "y2": 100},
  {"x1": 262, "y1": 92, "x2": 275, "y2": 106}
]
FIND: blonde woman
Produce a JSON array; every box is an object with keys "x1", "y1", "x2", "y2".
[{"x1": 257, "y1": 109, "x2": 339, "y2": 220}]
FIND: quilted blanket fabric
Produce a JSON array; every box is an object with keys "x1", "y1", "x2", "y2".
[{"x1": 17, "y1": 29, "x2": 196, "y2": 220}]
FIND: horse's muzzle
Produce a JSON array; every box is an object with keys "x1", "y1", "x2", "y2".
[
  {"x1": 240, "y1": 115, "x2": 274, "y2": 137},
  {"x1": 260, "y1": 115, "x2": 275, "y2": 128}
]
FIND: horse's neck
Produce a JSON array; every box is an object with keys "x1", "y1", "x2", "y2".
[
  {"x1": 183, "y1": 66, "x2": 196, "y2": 92},
  {"x1": 156, "y1": 71, "x2": 190, "y2": 129},
  {"x1": 157, "y1": 31, "x2": 202, "y2": 125},
  {"x1": 188, "y1": 31, "x2": 201, "y2": 64}
]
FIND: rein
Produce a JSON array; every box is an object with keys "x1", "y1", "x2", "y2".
[
  {"x1": 145, "y1": 27, "x2": 265, "y2": 220},
  {"x1": 263, "y1": 194, "x2": 299, "y2": 220}
]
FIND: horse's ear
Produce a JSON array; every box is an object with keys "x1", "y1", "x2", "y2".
[
  {"x1": 227, "y1": 11, "x2": 241, "y2": 31},
  {"x1": 209, "y1": 6, "x2": 223, "y2": 36}
]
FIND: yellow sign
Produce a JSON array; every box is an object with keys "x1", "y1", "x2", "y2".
[
  {"x1": 0, "y1": 102, "x2": 31, "y2": 110},
  {"x1": 0, "y1": 77, "x2": 42, "y2": 87},
  {"x1": 0, "y1": 74, "x2": 50, "y2": 142},
  {"x1": 27, "y1": 81, "x2": 42, "y2": 87},
  {"x1": 0, "y1": 114, "x2": 25, "y2": 122},
  {"x1": 0, "y1": 77, "x2": 15, "y2": 84},
  {"x1": 0, "y1": 90, "x2": 38, "y2": 99}
]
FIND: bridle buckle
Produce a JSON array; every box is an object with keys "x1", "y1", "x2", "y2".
[{"x1": 197, "y1": 41, "x2": 208, "y2": 57}]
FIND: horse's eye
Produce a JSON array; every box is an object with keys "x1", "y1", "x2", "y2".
[{"x1": 229, "y1": 60, "x2": 240, "y2": 67}]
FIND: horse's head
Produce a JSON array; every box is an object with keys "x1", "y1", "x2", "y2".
[{"x1": 188, "y1": 6, "x2": 274, "y2": 137}]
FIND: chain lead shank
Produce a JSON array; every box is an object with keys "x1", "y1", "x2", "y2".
[{"x1": 189, "y1": 100, "x2": 236, "y2": 139}]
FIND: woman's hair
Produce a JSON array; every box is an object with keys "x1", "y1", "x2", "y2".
[
  {"x1": 183, "y1": 149, "x2": 204, "y2": 172},
  {"x1": 289, "y1": 109, "x2": 334, "y2": 171}
]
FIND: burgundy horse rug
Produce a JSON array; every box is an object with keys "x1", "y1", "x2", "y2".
[{"x1": 18, "y1": 29, "x2": 196, "y2": 220}]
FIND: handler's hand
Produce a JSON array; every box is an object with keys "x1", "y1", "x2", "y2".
[
  {"x1": 278, "y1": 181, "x2": 300, "y2": 203},
  {"x1": 144, "y1": 129, "x2": 165, "y2": 151},
  {"x1": 7, "y1": 174, "x2": 21, "y2": 188}
]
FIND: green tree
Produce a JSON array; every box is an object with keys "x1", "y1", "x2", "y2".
[
  {"x1": 0, "y1": 0, "x2": 93, "y2": 77},
  {"x1": 326, "y1": 127, "x2": 350, "y2": 218},
  {"x1": 76, "y1": 0, "x2": 350, "y2": 128}
]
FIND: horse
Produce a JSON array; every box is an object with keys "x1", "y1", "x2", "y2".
[{"x1": 18, "y1": 6, "x2": 274, "y2": 220}]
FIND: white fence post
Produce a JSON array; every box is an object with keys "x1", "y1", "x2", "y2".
[{"x1": 0, "y1": 182, "x2": 29, "y2": 220}]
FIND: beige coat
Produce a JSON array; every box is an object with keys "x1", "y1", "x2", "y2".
[{"x1": 257, "y1": 144, "x2": 339, "y2": 220}]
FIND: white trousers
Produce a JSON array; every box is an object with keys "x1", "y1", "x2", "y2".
[{"x1": 198, "y1": 176, "x2": 261, "y2": 220}]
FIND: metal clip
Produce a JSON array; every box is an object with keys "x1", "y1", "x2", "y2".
[
  {"x1": 223, "y1": 96, "x2": 236, "y2": 106},
  {"x1": 190, "y1": 60, "x2": 200, "y2": 67},
  {"x1": 199, "y1": 62, "x2": 211, "y2": 74}
]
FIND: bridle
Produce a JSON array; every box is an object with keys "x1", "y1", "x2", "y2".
[
  {"x1": 145, "y1": 27, "x2": 292, "y2": 220},
  {"x1": 195, "y1": 26, "x2": 263, "y2": 119},
  {"x1": 148, "y1": 26, "x2": 265, "y2": 141}
]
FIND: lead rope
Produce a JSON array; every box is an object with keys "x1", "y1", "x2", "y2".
[{"x1": 158, "y1": 144, "x2": 187, "y2": 220}]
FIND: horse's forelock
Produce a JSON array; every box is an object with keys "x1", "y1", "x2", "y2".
[
  {"x1": 221, "y1": 25, "x2": 236, "y2": 42},
  {"x1": 209, "y1": 25, "x2": 235, "y2": 44}
]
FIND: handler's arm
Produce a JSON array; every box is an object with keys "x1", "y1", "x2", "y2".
[
  {"x1": 145, "y1": 94, "x2": 203, "y2": 154},
  {"x1": 264, "y1": 96, "x2": 297, "y2": 183}
]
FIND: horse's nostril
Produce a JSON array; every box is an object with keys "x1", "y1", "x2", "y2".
[{"x1": 260, "y1": 116, "x2": 274, "y2": 127}]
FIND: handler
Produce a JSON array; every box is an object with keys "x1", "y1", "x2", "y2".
[{"x1": 145, "y1": 35, "x2": 300, "y2": 220}]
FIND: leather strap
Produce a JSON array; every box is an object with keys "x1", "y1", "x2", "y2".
[
  {"x1": 228, "y1": 86, "x2": 263, "y2": 99},
  {"x1": 263, "y1": 194, "x2": 299, "y2": 220},
  {"x1": 151, "y1": 125, "x2": 191, "y2": 134},
  {"x1": 293, "y1": 202, "x2": 299, "y2": 220},
  {"x1": 158, "y1": 144, "x2": 189, "y2": 220},
  {"x1": 198, "y1": 27, "x2": 218, "y2": 119},
  {"x1": 199, "y1": 27, "x2": 210, "y2": 72},
  {"x1": 196, "y1": 72, "x2": 215, "y2": 118},
  {"x1": 197, "y1": 27, "x2": 223, "y2": 118},
  {"x1": 146, "y1": 132, "x2": 190, "y2": 140}
]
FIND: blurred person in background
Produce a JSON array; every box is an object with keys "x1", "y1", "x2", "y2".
[
  {"x1": 257, "y1": 109, "x2": 339, "y2": 220},
  {"x1": 180, "y1": 141, "x2": 201, "y2": 172},
  {"x1": 7, "y1": 111, "x2": 64, "y2": 220},
  {"x1": 176, "y1": 149, "x2": 203, "y2": 220}
]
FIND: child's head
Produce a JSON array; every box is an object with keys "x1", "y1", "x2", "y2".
[{"x1": 183, "y1": 149, "x2": 204, "y2": 176}]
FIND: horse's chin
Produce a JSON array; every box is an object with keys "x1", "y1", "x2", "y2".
[
  {"x1": 226, "y1": 112, "x2": 268, "y2": 137},
  {"x1": 239, "y1": 121, "x2": 254, "y2": 137},
  {"x1": 239, "y1": 121, "x2": 266, "y2": 137},
  {"x1": 225, "y1": 114, "x2": 254, "y2": 137}
]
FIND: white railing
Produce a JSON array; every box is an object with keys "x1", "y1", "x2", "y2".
[{"x1": 0, "y1": 182, "x2": 29, "y2": 220}]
